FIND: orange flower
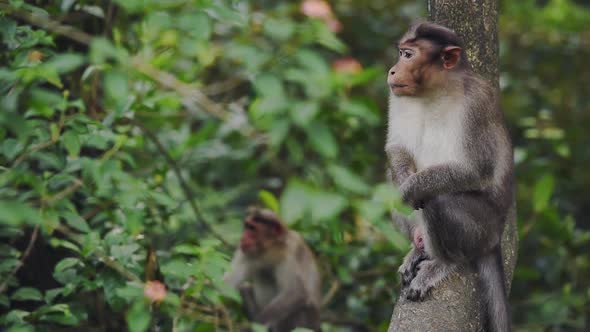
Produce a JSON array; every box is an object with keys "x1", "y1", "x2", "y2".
[
  {"x1": 332, "y1": 57, "x2": 363, "y2": 74},
  {"x1": 144, "y1": 281, "x2": 167, "y2": 303},
  {"x1": 28, "y1": 50, "x2": 44, "y2": 62}
]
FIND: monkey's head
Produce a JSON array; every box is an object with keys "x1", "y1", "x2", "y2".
[
  {"x1": 240, "y1": 207, "x2": 287, "y2": 256},
  {"x1": 388, "y1": 21, "x2": 468, "y2": 97}
]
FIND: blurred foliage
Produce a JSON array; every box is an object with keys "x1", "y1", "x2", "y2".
[{"x1": 0, "y1": 0, "x2": 588, "y2": 331}]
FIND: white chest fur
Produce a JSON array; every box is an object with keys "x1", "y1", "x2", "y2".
[{"x1": 386, "y1": 95, "x2": 466, "y2": 170}]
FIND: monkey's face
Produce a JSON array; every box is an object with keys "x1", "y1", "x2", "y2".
[
  {"x1": 388, "y1": 39, "x2": 460, "y2": 97},
  {"x1": 240, "y1": 210, "x2": 285, "y2": 256}
]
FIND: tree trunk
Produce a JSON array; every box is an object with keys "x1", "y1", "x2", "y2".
[{"x1": 388, "y1": 1, "x2": 518, "y2": 331}]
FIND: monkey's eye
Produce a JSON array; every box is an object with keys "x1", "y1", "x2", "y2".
[
  {"x1": 244, "y1": 223, "x2": 255, "y2": 231},
  {"x1": 400, "y1": 50, "x2": 413, "y2": 59}
]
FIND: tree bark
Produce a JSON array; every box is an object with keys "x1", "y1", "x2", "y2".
[{"x1": 388, "y1": 1, "x2": 518, "y2": 331}]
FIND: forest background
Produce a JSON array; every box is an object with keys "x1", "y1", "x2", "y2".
[{"x1": 0, "y1": 0, "x2": 589, "y2": 331}]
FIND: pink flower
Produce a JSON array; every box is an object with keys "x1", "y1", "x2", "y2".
[
  {"x1": 144, "y1": 281, "x2": 167, "y2": 303},
  {"x1": 300, "y1": 0, "x2": 342, "y2": 33},
  {"x1": 332, "y1": 57, "x2": 363, "y2": 74},
  {"x1": 301, "y1": 0, "x2": 332, "y2": 19}
]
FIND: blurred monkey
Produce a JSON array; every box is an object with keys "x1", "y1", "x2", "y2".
[{"x1": 224, "y1": 208, "x2": 321, "y2": 332}]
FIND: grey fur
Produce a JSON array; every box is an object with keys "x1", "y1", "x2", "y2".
[
  {"x1": 386, "y1": 22, "x2": 514, "y2": 332},
  {"x1": 224, "y1": 231, "x2": 321, "y2": 332}
]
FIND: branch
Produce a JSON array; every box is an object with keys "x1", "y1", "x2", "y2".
[
  {"x1": 42, "y1": 178, "x2": 84, "y2": 205},
  {"x1": 1, "y1": 3, "x2": 92, "y2": 45},
  {"x1": 56, "y1": 224, "x2": 140, "y2": 282},
  {"x1": 0, "y1": 226, "x2": 39, "y2": 294},
  {"x1": 130, "y1": 58, "x2": 228, "y2": 120},
  {"x1": 129, "y1": 119, "x2": 230, "y2": 247},
  {"x1": 321, "y1": 279, "x2": 340, "y2": 308}
]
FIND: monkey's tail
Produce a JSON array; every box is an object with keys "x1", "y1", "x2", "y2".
[{"x1": 477, "y1": 245, "x2": 511, "y2": 332}]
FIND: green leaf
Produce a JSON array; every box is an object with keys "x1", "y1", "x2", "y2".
[
  {"x1": 63, "y1": 211, "x2": 90, "y2": 233},
  {"x1": 340, "y1": 99, "x2": 380, "y2": 125},
  {"x1": 45, "y1": 288, "x2": 64, "y2": 304},
  {"x1": 6, "y1": 325, "x2": 34, "y2": 332},
  {"x1": 306, "y1": 122, "x2": 338, "y2": 159},
  {"x1": 36, "y1": 304, "x2": 79, "y2": 325},
  {"x1": 3, "y1": 310, "x2": 30, "y2": 325},
  {"x1": 0, "y1": 201, "x2": 40, "y2": 226},
  {"x1": 2, "y1": 138, "x2": 22, "y2": 160},
  {"x1": 61, "y1": 131, "x2": 81, "y2": 157},
  {"x1": 111, "y1": 243, "x2": 140, "y2": 261},
  {"x1": 533, "y1": 174, "x2": 555, "y2": 212},
  {"x1": 46, "y1": 53, "x2": 85, "y2": 74},
  {"x1": 90, "y1": 37, "x2": 127, "y2": 64},
  {"x1": 308, "y1": 190, "x2": 347, "y2": 221},
  {"x1": 0, "y1": 18, "x2": 18, "y2": 49},
  {"x1": 12, "y1": 287, "x2": 43, "y2": 302},
  {"x1": 251, "y1": 324, "x2": 269, "y2": 332},
  {"x1": 54, "y1": 258, "x2": 81, "y2": 273},
  {"x1": 104, "y1": 70, "x2": 129, "y2": 112},
  {"x1": 258, "y1": 190, "x2": 279, "y2": 213},
  {"x1": 263, "y1": 17, "x2": 295, "y2": 41},
  {"x1": 327, "y1": 164, "x2": 370, "y2": 195},
  {"x1": 280, "y1": 180, "x2": 309, "y2": 223},
  {"x1": 289, "y1": 102, "x2": 319, "y2": 127},
  {"x1": 127, "y1": 301, "x2": 151, "y2": 332},
  {"x1": 179, "y1": 12, "x2": 211, "y2": 40}
]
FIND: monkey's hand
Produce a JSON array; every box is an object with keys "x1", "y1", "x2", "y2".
[
  {"x1": 399, "y1": 175, "x2": 426, "y2": 210},
  {"x1": 386, "y1": 145, "x2": 417, "y2": 187}
]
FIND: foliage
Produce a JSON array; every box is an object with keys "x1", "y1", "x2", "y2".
[{"x1": 0, "y1": 0, "x2": 588, "y2": 331}]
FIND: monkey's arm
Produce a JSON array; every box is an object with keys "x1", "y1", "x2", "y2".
[
  {"x1": 254, "y1": 264, "x2": 306, "y2": 325},
  {"x1": 386, "y1": 145, "x2": 417, "y2": 187},
  {"x1": 239, "y1": 285, "x2": 259, "y2": 320},
  {"x1": 400, "y1": 163, "x2": 483, "y2": 208},
  {"x1": 390, "y1": 210, "x2": 416, "y2": 240},
  {"x1": 224, "y1": 250, "x2": 249, "y2": 288}
]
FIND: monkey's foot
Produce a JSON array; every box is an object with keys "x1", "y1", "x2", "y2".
[
  {"x1": 399, "y1": 248, "x2": 427, "y2": 287},
  {"x1": 406, "y1": 259, "x2": 455, "y2": 301}
]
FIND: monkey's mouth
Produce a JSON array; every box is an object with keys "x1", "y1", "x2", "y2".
[{"x1": 390, "y1": 84, "x2": 408, "y2": 89}]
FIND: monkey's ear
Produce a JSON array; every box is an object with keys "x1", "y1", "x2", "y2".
[{"x1": 441, "y1": 46, "x2": 461, "y2": 69}]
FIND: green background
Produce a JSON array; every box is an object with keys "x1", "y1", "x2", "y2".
[{"x1": 0, "y1": 0, "x2": 589, "y2": 331}]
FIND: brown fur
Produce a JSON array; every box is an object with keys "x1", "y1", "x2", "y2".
[{"x1": 225, "y1": 208, "x2": 322, "y2": 332}]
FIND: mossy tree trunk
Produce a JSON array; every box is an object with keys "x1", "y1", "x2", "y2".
[{"x1": 388, "y1": 1, "x2": 518, "y2": 331}]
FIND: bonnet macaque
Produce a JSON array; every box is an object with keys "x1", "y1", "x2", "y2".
[
  {"x1": 224, "y1": 208, "x2": 321, "y2": 332},
  {"x1": 386, "y1": 21, "x2": 514, "y2": 332}
]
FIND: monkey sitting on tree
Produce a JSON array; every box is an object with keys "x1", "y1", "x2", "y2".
[
  {"x1": 224, "y1": 208, "x2": 322, "y2": 332},
  {"x1": 385, "y1": 22, "x2": 514, "y2": 332}
]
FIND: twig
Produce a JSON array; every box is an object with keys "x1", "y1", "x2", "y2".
[
  {"x1": 12, "y1": 140, "x2": 56, "y2": 166},
  {"x1": 202, "y1": 77, "x2": 245, "y2": 96},
  {"x1": 218, "y1": 304, "x2": 234, "y2": 332},
  {"x1": 131, "y1": 58, "x2": 227, "y2": 120},
  {"x1": 42, "y1": 178, "x2": 84, "y2": 205},
  {"x1": 100, "y1": 255, "x2": 140, "y2": 282},
  {"x1": 56, "y1": 224, "x2": 140, "y2": 282},
  {"x1": 0, "y1": 226, "x2": 40, "y2": 294},
  {"x1": 12, "y1": 108, "x2": 66, "y2": 167},
  {"x1": 1, "y1": 4, "x2": 92, "y2": 46},
  {"x1": 129, "y1": 119, "x2": 230, "y2": 247},
  {"x1": 321, "y1": 279, "x2": 341, "y2": 308}
]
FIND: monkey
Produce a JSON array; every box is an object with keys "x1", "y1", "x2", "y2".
[
  {"x1": 385, "y1": 21, "x2": 514, "y2": 332},
  {"x1": 224, "y1": 207, "x2": 322, "y2": 332}
]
